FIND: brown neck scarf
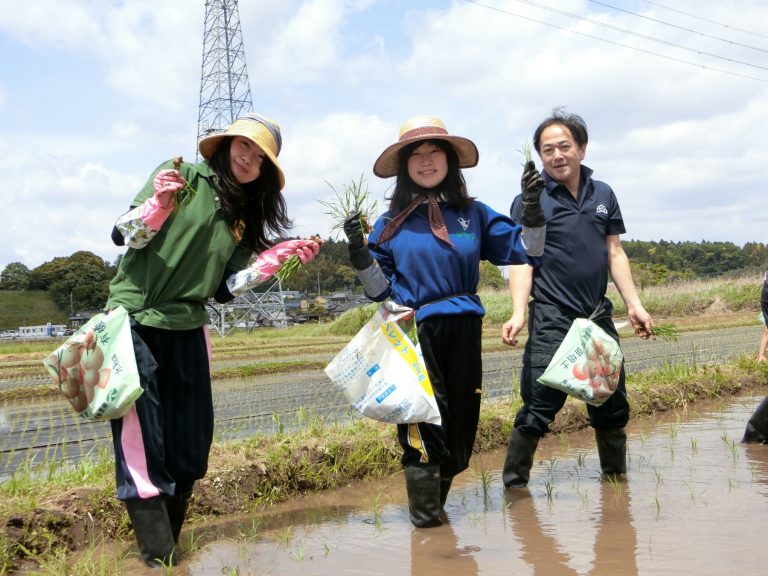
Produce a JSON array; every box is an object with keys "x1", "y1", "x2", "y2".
[{"x1": 377, "y1": 192, "x2": 452, "y2": 246}]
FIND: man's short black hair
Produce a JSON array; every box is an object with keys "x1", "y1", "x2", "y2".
[{"x1": 533, "y1": 107, "x2": 589, "y2": 154}]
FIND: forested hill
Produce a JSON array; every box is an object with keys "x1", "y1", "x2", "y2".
[
  {"x1": 1, "y1": 239, "x2": 766, "y2": 328},
  {"x1": 622, "y1": 240, "x2": 768, "y2": 286}
]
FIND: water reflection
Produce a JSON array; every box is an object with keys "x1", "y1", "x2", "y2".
[
  {"x1": 410, "y1": 521, "x2": 479, "y2": 576},
  {"x1": 503, "y1": 481, "x2": 637, "y2": 576},
  {"x1": 112, "y1": 395, "x2": 768, "y2": 575}
]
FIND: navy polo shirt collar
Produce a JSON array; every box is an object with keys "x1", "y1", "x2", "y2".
[
  {"x1": 542, "y1": 164, "x2": 593, "y2": 192},
  {"x1": 542, "y1": 164, "x2": 594, "y2": 207}
]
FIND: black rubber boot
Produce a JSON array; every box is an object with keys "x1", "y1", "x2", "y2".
[
  {"x1": 742, "y1": 396, "x2": 768, "y2": 443},
  {"x1": 166, "y1": 490, "x2": 192, "y2": 544},
  {"x1": 595, "y1": 427, "x2": 627, "y2": 476},
  {"x1": 439, "y1": 476, "x2": 453, "y2": 509},
  {"x1": 124, "y1": 497, "x2": 177, "y2": 568},
  {"x1": 404, "y1": 465, "x2": 443, "y2": 528},
  {"x1": 502, "y1": 428, "x2": 540, "y2": 488}
]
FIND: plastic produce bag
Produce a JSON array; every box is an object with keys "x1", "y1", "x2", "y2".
[
  {"x1": 42, "y1": 306, "x2": 143, "y2": 421},
  {"x1": 325, "y1": 302, "x2": 441, "y2": 425},
  {"x1": 538, "y1": 318, "x2": 623, "y2": 407}
]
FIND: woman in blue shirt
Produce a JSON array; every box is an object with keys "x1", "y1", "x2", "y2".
[{"x1": 343, "y1": 116, "x2": 545, "y2": 527}]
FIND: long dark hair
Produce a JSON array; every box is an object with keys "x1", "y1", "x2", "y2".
[
  {"x1": 208, "y1": 138, "x2": 292, "y2": 252},
  {"x1": 387, "y1": 139, "x2": 473, "y2": 214}
]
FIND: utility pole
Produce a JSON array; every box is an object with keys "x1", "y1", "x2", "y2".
[{"x1": 196, "y1": 0, "x2": 253, "y2": 159}]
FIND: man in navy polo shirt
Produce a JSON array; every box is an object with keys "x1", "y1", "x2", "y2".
[{"x1": 501, "y1": 109, "x2": 654, "y2": 487}]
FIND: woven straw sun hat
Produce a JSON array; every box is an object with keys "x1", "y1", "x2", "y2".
[
  {"x1": 198, "y1": 113, "x2": 285, "y2": 189},
  {"x1": 373, "y1": 115, "x2": 479, "y2": 178}
]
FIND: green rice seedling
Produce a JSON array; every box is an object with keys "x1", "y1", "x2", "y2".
[
  {"x1": 290, "y1": 540, "x2": 306, "y2": 563},
  {"x1": 653, "y1": 467, "x2": 663, "y2": 488},
  {"x1": 727, "y1": 439, "x2": 739, "y2": 462},
  {"x1": 171, "y1": 156, "x2": 198, "y2": 217},
  {"x1": 690, "y1": 436, "x2": 698, "y2": 454},
  {"x1": 365, "y1": 494, "x2": 385, "y2": 529},
  {"x1": 654, "y1": 497, "x2": 661, "y2": 519},
  {"x1": 275, "y1": 234, "x2": 324, "y2": 283},
  {"x1": 651, "y1": 322, "x2": 679, "y2": 341},
  {"x1": 518, "y1": 140, "x2": 534, "y2": 165},
  {"x1": 544, "y1": 480, "x2": 555, "y2": 503},
  {"x1": 668, "y1": 422, "x2": 678, "y2": 441},
  {"x1": 277, "y1": 526, "x2": 294, "y2": 550},
  {"x1": 604, "y1": 473, "x2": 623, "y2": 497},
  {"x1": 317, "y1": 174, "x2": 379, "y2": 239},
  {"x1": 472, "y1": 464, "x2": 494, "y2": 501},
  {"x1": 545, "y1": 456, "x2": 559, "y2": 477}
]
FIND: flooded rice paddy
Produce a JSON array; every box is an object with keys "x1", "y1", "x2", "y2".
[{"x1": 113, "y1": 393, "x2": 768, "y2": 575}]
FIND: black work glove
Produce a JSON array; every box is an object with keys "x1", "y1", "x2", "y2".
[
  {"x1": 343, "y1": 211, "x2": 373, "y2": 270},
  {"x1": 520, "y1": 160, "x2": 546, "y2": 227}
]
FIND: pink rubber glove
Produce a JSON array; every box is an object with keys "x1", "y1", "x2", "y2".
[
  {"x1": 139, "y1": 169, "x2": 184, "y2": 230},
  {"x1": 252, "y1": 239, "x2": 321, "y2": 279}
]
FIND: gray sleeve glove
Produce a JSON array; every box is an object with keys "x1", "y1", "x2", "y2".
[
  {"x1": 343, "y1": 211, "x2": 389, "y2": 297},
  {"x1": 521, "y1": 160, "x2": 546, "y2": 228}
]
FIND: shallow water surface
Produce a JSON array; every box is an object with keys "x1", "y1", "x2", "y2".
[{"x1": 126, "y1": 395, "x2": 768, "y2": 575}]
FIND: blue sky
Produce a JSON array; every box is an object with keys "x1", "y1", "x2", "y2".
[{"x1": 1, "y1": 0, "x2": 767, "y2": 271}]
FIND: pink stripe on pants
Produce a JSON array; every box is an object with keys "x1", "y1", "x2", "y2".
[{"x1": 120, "y1": 405, "x2": 160, "y2": 498}]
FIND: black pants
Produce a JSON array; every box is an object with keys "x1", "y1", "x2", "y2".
[
  {"x1": 397, "y1": 315, "x2": 482, "y2": 478},
  {"x1": 110, "y1": 321, "x2": 213, "y2": 500},
  {"x1": 514, "y1": 299, "x2": 630, "y2": 436}
]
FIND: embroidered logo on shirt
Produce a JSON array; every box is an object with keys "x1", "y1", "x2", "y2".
[
  {"x1": 457, "y1": 217, "x2": 470, "y2": 230},
  {"x1": 596, "y1": 204, "x2": 608, "y2": 215}
]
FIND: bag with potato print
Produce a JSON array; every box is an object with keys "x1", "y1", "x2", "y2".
[
  {"x1": 42, "y1": 306, "x2": 142, "y2": 421},
  {"x1": 538, "y1": 317, "x2": 623, "y2": 407}
]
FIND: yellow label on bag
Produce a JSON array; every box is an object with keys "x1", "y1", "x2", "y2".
[{"x1": 380, "y1": 321, "x2": 434, "y2": 396}]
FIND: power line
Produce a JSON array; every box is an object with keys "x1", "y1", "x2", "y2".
[
  {"x1": 588, "y1": 0, "x2": 768, "y2": 53},
  {"x1": 640, "y1": 0, "x2": 768, "y2": 40},
  {"x1": 506, "y1": 0, "x2": 768, "y2": 71},
  {"x1": 460, "y1": 0, "x2": 768, "y2": 83}
]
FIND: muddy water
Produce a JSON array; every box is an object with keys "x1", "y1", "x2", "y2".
[{"x1": 123, "y1": 395, "x2": 768, "y2": 575}]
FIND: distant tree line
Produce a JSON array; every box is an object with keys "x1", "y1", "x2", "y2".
[
  {"x1": 622, "y1": 240, "x2": 768, "y2": 287},
  {"x1": 1, "y1": 239, "x2": 766, "y2": 314}
]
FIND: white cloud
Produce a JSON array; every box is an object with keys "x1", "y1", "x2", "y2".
[{"x1": 1, "y1": 0, "x2": 767, "y2": 271}]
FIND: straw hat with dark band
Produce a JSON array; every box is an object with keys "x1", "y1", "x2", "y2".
[
  {"x1": 373, "y1": 116, "x2": 479, "y2": 178},
  {"x1": 198, "y1": 113, "x2": 285, "y2": 189}
]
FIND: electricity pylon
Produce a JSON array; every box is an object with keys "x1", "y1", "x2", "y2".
[{"x1": 196, "y1": 0, "x2": 253, "y2": 157}]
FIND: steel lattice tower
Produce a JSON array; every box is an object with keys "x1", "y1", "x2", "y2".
[{"x1": 196, "y1": 0, "x2": 253, "y2": 159}]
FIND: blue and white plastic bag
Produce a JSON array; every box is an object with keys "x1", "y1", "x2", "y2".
[{"x1": 325, "y1": 302, "x2": 441, "y2": 425}]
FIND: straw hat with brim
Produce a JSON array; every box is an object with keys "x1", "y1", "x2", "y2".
[
  {"x1": 198, "y1": 113, "x2": 285, "y2": 189},
  {"x1": 373, "y1": 116, "x2": 479, "y2": 178}
]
